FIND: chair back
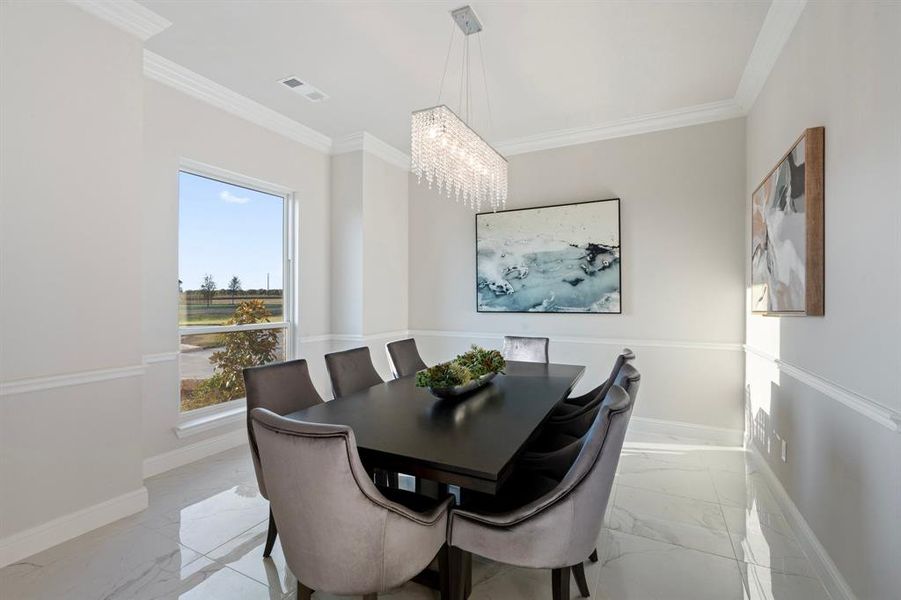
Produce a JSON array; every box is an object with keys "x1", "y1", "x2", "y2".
[
  {"x1": 559, "y1": 364, "x2": 639, "y2": 562},
  {"x1": 250, "y1": 409, "x2": 447, "y2": 594},
  {"x1": 386, "y1": 338, "x2": 427, "y2": 379},
  {"x1": 503, "y1": 336, "x2": 549, "y2": 363},
  {"x1": 550, "y1": 348, "x2": 635, "y2": 436},
  {"x1": 242, "y1": 359, "x2": 324, "y2": 499},
  {"x1": 449, "y1": 364, "x2": 640, "y2": 569},
  {"x1": 324, "y1": 346, "x2": 383, "y2": 398}
]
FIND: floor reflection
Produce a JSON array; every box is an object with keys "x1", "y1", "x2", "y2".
[{"x1": 0, "y1": 433, "x2": 830, "y2": 599}]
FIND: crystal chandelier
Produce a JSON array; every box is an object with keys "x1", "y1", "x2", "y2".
[{"x1": 411, "y1": 6, "x2": 507, "y2": 212}]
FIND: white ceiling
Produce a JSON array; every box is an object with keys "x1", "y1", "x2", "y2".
[{"x1": 139, "y1": 1, "x2": 771, "y2": 153}]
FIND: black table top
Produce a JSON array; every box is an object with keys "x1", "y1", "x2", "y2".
[{"x1": 285, "y1": 361, "x2": 584, "y2": 494}]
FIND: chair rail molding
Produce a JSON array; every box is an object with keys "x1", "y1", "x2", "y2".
[
  {"x1": 298, "y1": 334, "x2": 334, "y2": 344},
  {"x1": 68, "y1": 0, "x2": 171, "y2": 41},
  {"x1": 143, "y1": 351, "x2": 179, "y2": 364},
  {"x1": 331, "y1": 330, "x2": 414, "y2": 344},
  {"x1": 409, "y1": 329, "x2": 743, "y2": 352},
  {"x1": 744, "y1": 345, "x2": 900, "y2": 433},
  {"x1": 0, "y1": 365, "x2": 145, "y2": 396}
]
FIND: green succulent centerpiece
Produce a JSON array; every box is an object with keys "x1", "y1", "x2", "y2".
[{"x1": 416, "y1": 345, "x2": 506, "y2": 398}]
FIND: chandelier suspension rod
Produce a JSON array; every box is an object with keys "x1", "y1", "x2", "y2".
[
  {"x1": 458, "y1": 34, "x2": 466, "y2": 122},
  {"x1": 410, "y1": 5, "x2": 507, "y2": 213},
  {"x1": 477, "y1": 32, "x2": 493, "y2": 134},
  {"x1": 434, "y1": 14, "x2": 492, "y2": 130},
  {"x1": 436, "y1": 20, "x2": 456, "y2": 105}
]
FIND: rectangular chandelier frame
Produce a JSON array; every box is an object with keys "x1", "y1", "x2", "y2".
[{"x1": 411, "y1": 104, "x2": 508, "y2": 212}]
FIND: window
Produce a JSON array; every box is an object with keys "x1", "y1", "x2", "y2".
[{"x1": 178, "y1": 168, "x2": 293, "y2": 412}]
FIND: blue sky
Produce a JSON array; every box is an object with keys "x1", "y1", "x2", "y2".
[{"x1": 178, "y1": 171, "x2": 283, "y2": 291}]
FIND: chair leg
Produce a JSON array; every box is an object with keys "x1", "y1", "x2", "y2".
[
  {"x1": 438, "y1": 544, "x2": 451, "y2": 600},
  {"x1": 588, "y1": 548, "x2": 599, "y2": 563},
  {"x1": 552, "y1": 566, "x2": 571, "y2": 600},
  {"x1": 296, "y1": 579, "x2": 313, "y2": 600},
  {"x1": 263, "y1": 508, "x2": 278, "y2": 558},
  {"x1": 447, "y1": 546, "x2": 469, "y2": 600},
  {"x1": 572, "y1": 562, "x2": 590, "y2": 597}
]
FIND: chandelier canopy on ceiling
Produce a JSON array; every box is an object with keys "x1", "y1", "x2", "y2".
[{"x1": 411, "y1": 6, "x2": 507, "y2": 212}]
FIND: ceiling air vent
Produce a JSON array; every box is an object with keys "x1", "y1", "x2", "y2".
[{"x1": 279, "y1": 76, "x2": 329, "y2": 102}]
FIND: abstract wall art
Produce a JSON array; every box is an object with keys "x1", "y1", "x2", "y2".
[
  {"x1": 476, "y1": 199, "x2": 621, "y2": 313},
  {"x1": 751, "y1": 127, "x2": 824, "y2": 315}
]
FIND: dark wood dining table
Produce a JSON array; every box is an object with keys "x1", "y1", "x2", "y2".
[{"x1": 285, "y1": 360, "x2": 585, "y2": 495}]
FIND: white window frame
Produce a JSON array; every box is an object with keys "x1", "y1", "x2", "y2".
[{"x1": 176, "y1": 159, "x2": 298, "y2": 428}]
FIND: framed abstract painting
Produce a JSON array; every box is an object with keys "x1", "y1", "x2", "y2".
[
  {"x1": 476, "y1": 198, "x2": 621, "y2": 313},
  {"x1": 751, "y1": 127, "x2": 824, "y2": 316}
]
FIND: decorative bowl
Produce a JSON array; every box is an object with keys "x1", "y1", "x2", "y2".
[{"x1": 428, "y1": 372, "x2": 497, "y2": 399}]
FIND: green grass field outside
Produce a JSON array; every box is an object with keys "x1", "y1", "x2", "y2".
[{"x1": 180, "y1": 292, "x2": 283, "y2": 327}]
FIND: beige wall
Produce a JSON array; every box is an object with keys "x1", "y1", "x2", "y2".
[
  {"x1": 362, "y1": 153, "x2": 409, "y2": 336},
  {"x1": 329, "y1": 152, "x2": 365, "y2": 336},
  {"x1": 744, "y1": 2, "x2": 901, "y2": 598},
  {"x1": 141, "y1": 79, "x2": 331, "y2": 458},
  {"x1": 409, "y1": 118, "x2": 747, "y2": 432},
  {"x1": 330, "y1": 150, "x2": 409, "y2": 337},
  {"x1": 0, "y1": 1, "x2": 145, "y2": 538}
]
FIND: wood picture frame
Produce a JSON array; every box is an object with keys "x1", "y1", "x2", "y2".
[{"x1": 751, "y1": 127, "x2": 824, "y2": 316}]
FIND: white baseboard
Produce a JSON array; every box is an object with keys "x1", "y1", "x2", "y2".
[
  {"x1": 748, "y1": 447, "x2": 857, "y2": 600},
  {"x1": 143, "y1": 428, "x2": 247, "y2": 479},
  {"x1": 0, "y1": 487, "x2": 148, "y2": 568},
  {"x1": 631, "y1": 416, "x2": 744, "y2": 446}
]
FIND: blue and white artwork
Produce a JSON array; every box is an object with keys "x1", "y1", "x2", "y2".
[{"x1": 476, "y1": 200, "x2": 621, "y2": 313}]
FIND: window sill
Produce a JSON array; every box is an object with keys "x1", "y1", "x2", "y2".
[{"x1": 176, "y1": 399, "x2": 246, "y2": 439}]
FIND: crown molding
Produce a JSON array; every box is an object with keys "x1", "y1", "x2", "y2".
[
  {"x1": 491, "y1": 2, "x2": 807, "y2": 156},
  {"x1": 333, "y1": 132, "x2": 411, "y2": 170},
  {"x1": 734, "y1": 0, "x2": 808, "y2": 111},
  {"x1": 143, "y1": 50, "x2": 333, "y2": 154},
  {"x1": 494, "y1": 100, "x2": 744, "y2": 157},
  {"x1": 68, "y1": 0, "x2": 171, "y2": 41},
  {"x1": 134, "y1": 1, "x2": 804, "y2": 162}
]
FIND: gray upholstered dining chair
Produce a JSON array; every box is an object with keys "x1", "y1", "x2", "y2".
[
  {"x1": 561, "y1": 348, "x2": 635, "y2": 407},
  {"x1": 534, "y1": 349, "x2": 636, "y2": 452},
  {"x1": 386, "y1": 338, "x2": 428, "y2": 379},
  {"x1": 519, "y1": 362, "x2": 640, "y2": 478},
  {"x1": 325, "y1": 346, "x2": 399, "y2": 487},
  {"x1": 324, "y1": 346, "x2": 384, "y2": 398},
  {"x1": 447, "y1": 368, "x2": 640, "y2": 600},
  {"x1": 242, "y1": 359, "x2": 324, "y2": 557},
  {"x1": 503, "y1": 335, "x2": 550, "y2": 363},
  {"x1": 250, "y1": 409, "x2": 453, "y2": 600}
]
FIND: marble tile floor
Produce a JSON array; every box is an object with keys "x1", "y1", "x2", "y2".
[{"x1": 0, "y1": 431, "x2": 831, "y2": 599}]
